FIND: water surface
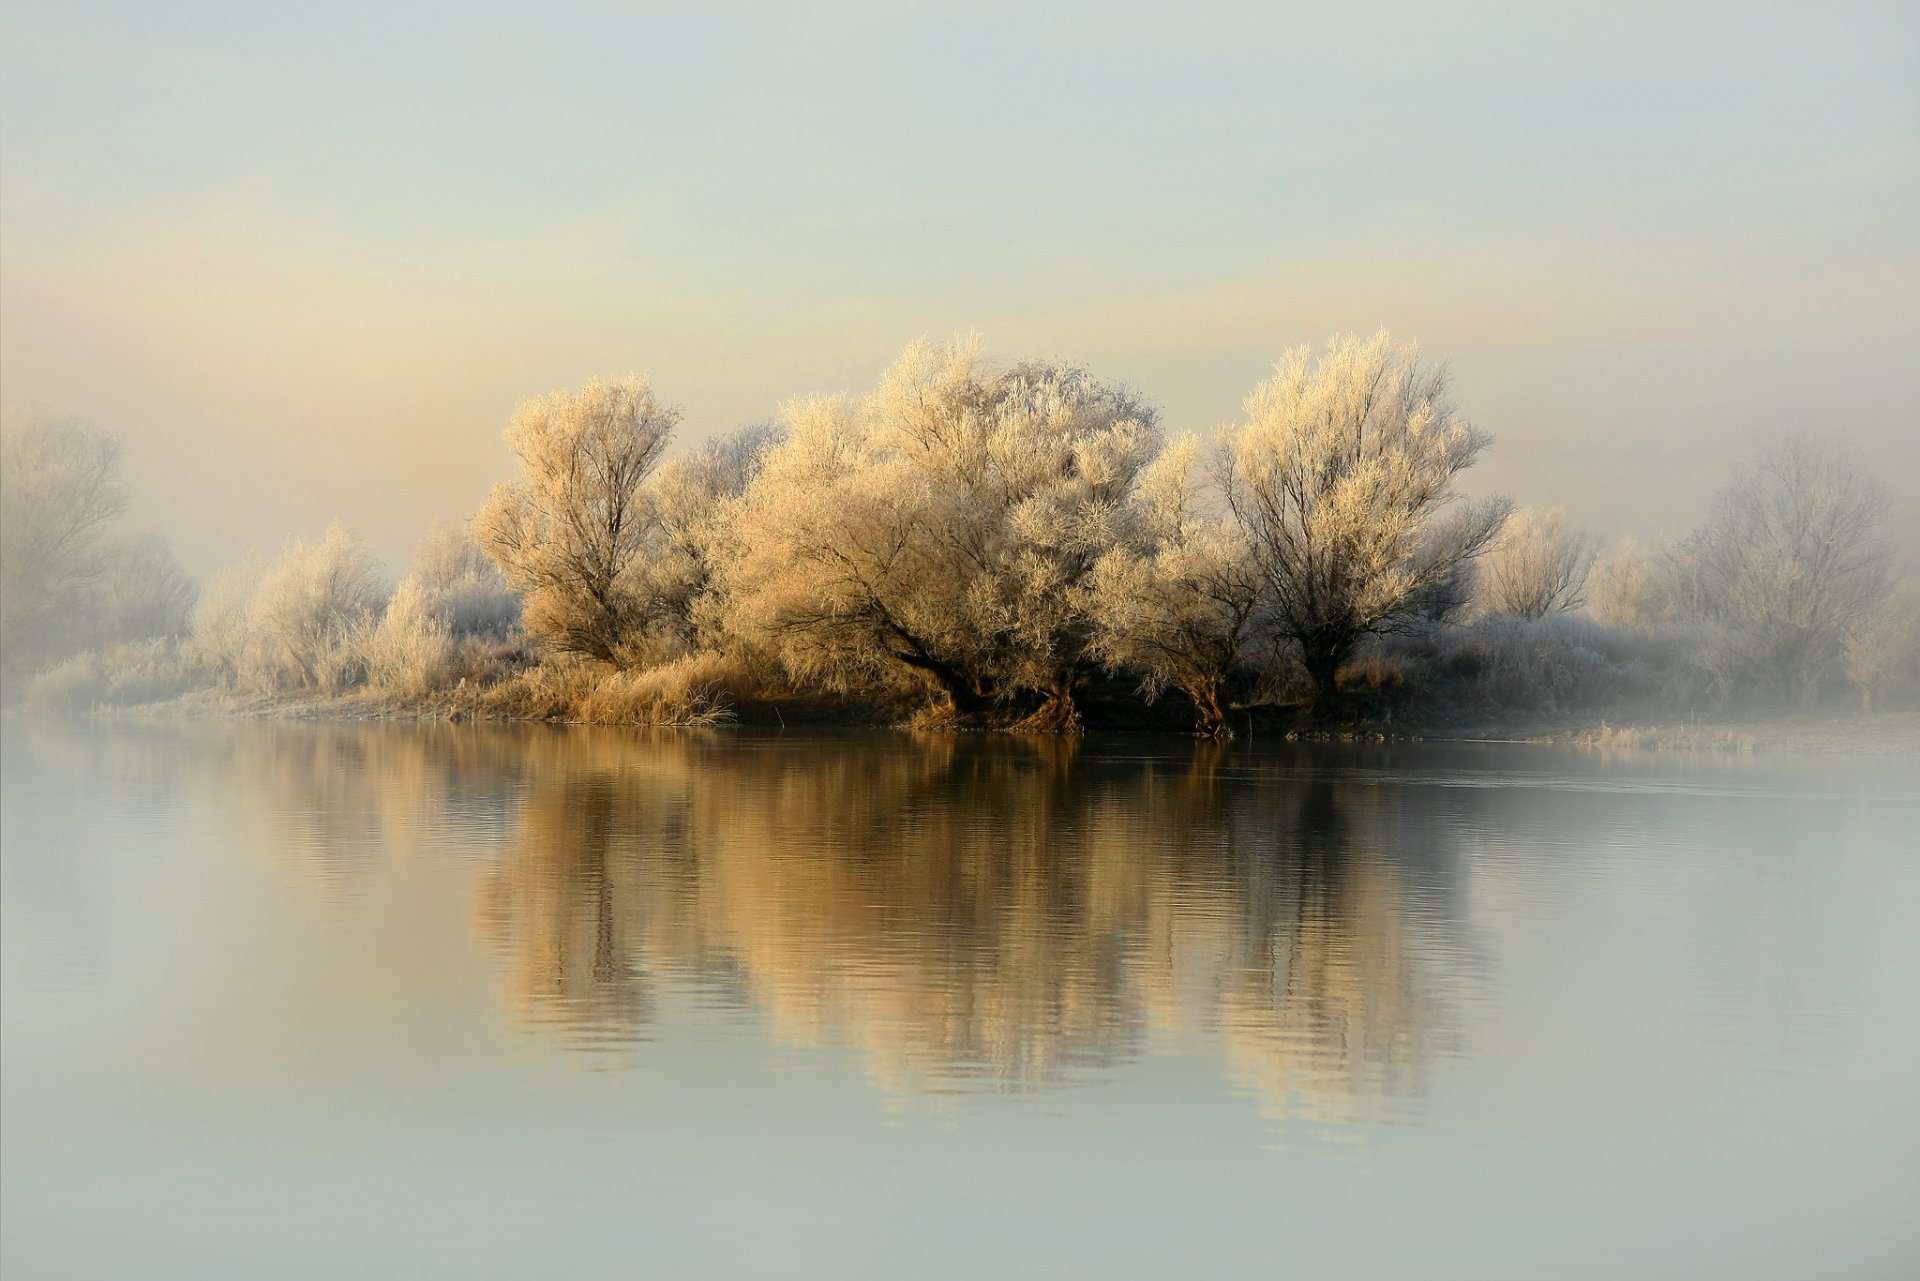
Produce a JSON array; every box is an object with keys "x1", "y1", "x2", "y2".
[{"x1": 3, "y1": 723, "x2": 1916, "y2": 1279}]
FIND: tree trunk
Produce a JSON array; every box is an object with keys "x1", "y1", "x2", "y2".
[
  {"x1": 1186, "y1": 678, "x2": 1229, "y2": 738},
  {"x1": 1016, "y1": 685, "x2": 1082, "y2": 733},
  {"x1": 900, "y1": 653, "x2": 988, "y2": 720},
  {"x1": 1302, "y1": 640, "x2": 1347, "y2": 717}
]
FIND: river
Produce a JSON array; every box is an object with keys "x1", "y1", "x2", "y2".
[{"x1": 2, "y1": 723, "x2": 1915, "y2": 1278}]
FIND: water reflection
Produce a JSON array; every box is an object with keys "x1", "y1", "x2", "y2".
[
  {"x1": 23, "y1": 723, "x2": 1466, "y2": 1122},
  {"x1": 458, "y1": 730, "x2": 1461, "y2": 1120},
  {"x1": 12, "y1": 721, "x2": 1918, "y2": 1280}
]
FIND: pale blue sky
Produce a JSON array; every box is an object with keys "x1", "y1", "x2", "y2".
[{"x1": 2, "y1": 0, "x2": 1915, "y2": 571}]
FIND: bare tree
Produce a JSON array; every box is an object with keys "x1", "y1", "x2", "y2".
[
  {"x1": 1687, "y1": 432, "x2": 1894, "y2": 704},
  {"x1": 472, "y1": 377, "x2": 678, "y2": 664},
  {"x1": 1477, "y1": 506, "x2": 1597, "y2": 619},
  {"x1": 1217, "y1": 331, "x2": 1509, "y2": 712},
  {"x1": 1085, "y1": 436, "x2": 1265, "y2": 734}
]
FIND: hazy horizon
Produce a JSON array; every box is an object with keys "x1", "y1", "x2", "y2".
[{"x1": 3, "y1": 0, "x2": 1916, "y2": 575}]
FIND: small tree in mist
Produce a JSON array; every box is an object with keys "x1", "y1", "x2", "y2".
[
  {"x1": 1, "y1": 418, "x2": 196, "y2": 696},
  {"x1": 1844, "y1": 584, "x2": 1920, "y2": 713},
  {"x1": 3, "y1": 420, "x2": 130, "y2": 687},
  {"x1": 1588, "y1": 537, "x2": 1698, "y2": 628},
  {"x1": 64, "y1": 530, "x2": 199, "y2": 665},
  {"x1": 192, "y1": 555, "x2": 268, "y2": 685},
  {"x1": 1477, "y1": 506, "x2": 1597, "y2": 619},
  {"x1": 1686, "y1": 432, "x2": 1894, "y2": 704},
  {"x1": 724, "y1": 336, "x2": 1158, "y2": 722},
  {"x1": 194, "y1": 526, "x2": 385, "y2": 693},
  {"x1": 473, "y1": 377, "x2": 677, "y2": 664},
  {"x1": 366, "y1": 522, "x2": 520, "y2": 694},
  {"x1": 243, "y1": 524, "x2": 386, "y2": 692},
  {"x1": 1217, "y1": 331, "x2": 1510, "y2": 712},
  {"x1": 1085, "y1": 436, "x2": 1264, "y2": 733}
]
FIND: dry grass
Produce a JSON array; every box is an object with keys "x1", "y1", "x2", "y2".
[
  {"x1": 573, "y1": 653, "x2": 740, "y2": 726},
  {"x1": 1565, "y1": 712, "x2": 1920, "y2": 756}
]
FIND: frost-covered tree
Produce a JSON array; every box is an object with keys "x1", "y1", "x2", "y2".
[
  {"x1": 366, "y1": 523, "x2": 520, "y2": 694},
  {"x1": 240, "y1": 524, "x2": 387, "y2": 692},
  {"x1": 78, "y1": 531, "x2": 198, "y2": 650},
  {"x1": 1844, "y1": 582, "x2": 1920, "y2": 713},
  {"x1": 1217, "y1": 331, "x2": 1509, "y2": 711},
  {"x1": 1, "y1": 418, "x2": 197, "y2": 697},
  {"x1": 192, "y1": 554, "x2": 268, "y2": 684},
  {"x1": 472, "y1": 377, "x2": 677, "y2": 663},
  {"x1": 1684, "y1": 432, "x2": 1893, "y2": 703},
  {"x1": 632, "y1": 422, "x2": 782, "y2": 653},
  {"x1": 1477, "y1": 506, "x2": 1597, "y2": 619},
  {"x1": 725, "y1": 337, "x2": 1158, "y2": 722},
  {"x1": 1085, "y1": 436, "x2": 1263, "y2": 733},
  {"x1": 2, "y1": 419, "x2": 129, "y2": 680},
  {"x1": 397, "y1": 521, "x2": 520, "y2": 638},
  {"x1": 1588, "y1": 537, "x2": 1697, "y2": 628},
  {"x1": 192, "y1": 525, "x2": 384, "y2": 693}
]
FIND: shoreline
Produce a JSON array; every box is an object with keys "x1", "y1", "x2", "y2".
[{"x1": 41, "y1": 692, "x2": 1920, "y2": 758}]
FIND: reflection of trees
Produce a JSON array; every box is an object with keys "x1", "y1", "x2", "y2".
[
  {"x1": 177, "y1": 723, "x2": 518, "y2": 889},
  {"x1": 53, "y1": 719, "x2": 1463, "y2": 1119},
  {"x1": 469, "y1": 730, "x2": 1463, "y2": 1120},
  {"x1": 472, "y1": 768, "x2": 652, "y2": 1049}
]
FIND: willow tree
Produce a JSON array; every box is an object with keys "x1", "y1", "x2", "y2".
[
  {"x1": 472, "y1": 377, "x2": 677, "y2": 663},
  {"x1": 1218, "y1": 331, "x2": 1509, "y2": 712},
  {"x1": 724, "y1": 336, "x2": 1158, "y2": 723}
]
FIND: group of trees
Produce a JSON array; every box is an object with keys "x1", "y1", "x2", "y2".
[
  {"x1": 453, "y1": 330, "x2": 1912, "y2": 728},
  {"x1": 474, "y1": 331, "x2": 1525, "y2": 730},
  {"x1": 5, "y1": 330, "x2": 1914, "y2": 728},
  {"x1": 0, "y1": 420, "x2": 194, "y2": 700}
]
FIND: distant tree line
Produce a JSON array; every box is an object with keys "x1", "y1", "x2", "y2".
[{"x1": 6, "y1": 330, "x2": 1915, "y2": 728}]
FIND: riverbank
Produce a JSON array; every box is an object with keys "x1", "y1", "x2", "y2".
[{"x1": 48, "y1": 684, "x2": 1920, "y2": 758}]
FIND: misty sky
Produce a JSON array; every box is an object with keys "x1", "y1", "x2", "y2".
[{"x1": 2, "y1": 0, "x2": 1916, "y2": 574}]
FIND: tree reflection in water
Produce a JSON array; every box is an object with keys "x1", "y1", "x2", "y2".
[
  {"x1": 67, "y1": 721, "x2": 1465, "y2": 1124},
  {"x1": 464, "y1": 729, "x2": 1463, "y2": 1122}
]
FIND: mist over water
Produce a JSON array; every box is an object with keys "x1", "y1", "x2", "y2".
[{"x1": 3, "y1": 723, "x2": 1916, "y2": 1279}]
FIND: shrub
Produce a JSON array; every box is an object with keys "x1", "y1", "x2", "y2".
[
  {"x1": 25, "y1": 638, "x2": 207, "y2": 716},
  {"x1": 24, "y1": 652, "x2": 110, "y2": 716},
  {"x1": 192, "y1": 526, "x2": 385, "y2": 694},
  {"x1": 364, "y1": 525, "x2": 519, "y2": 697},
  {"x1": 1371, "y1": 614, "x2": 1717, "y2": 718}
]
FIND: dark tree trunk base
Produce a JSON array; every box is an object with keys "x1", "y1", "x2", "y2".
[{"x1": 1010, "y1": 692, "x2": 1082, "y2": 734}]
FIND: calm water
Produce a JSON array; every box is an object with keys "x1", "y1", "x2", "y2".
[{"x1": 2, "y1": 723, "x2": 1916, "y2": 1279}]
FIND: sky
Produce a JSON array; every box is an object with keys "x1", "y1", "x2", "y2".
[{"x1": 2, "y1": 0, "x2": 1916, "y2": 574}]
